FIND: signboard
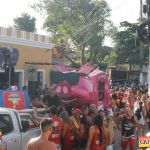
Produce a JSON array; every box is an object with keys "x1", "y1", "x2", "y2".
[
  {"x1": 27, "y1": 65, "x2": 38, "y2": 81},
  {"x1": 0, "y1": 90, "x2": 30, "y2": 109},
  {"x1": 3, "y1": 92, "x2": 25, "y2": 109},
  {"x1": 110, "y1": 70, "x2": 128, "y2": 81},
  {"x1": 139, "y1": 136, "x2": 150, "y2": 148}
]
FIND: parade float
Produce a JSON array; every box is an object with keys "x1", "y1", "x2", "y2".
[
  {"x1": 51, "y1": 64, "x2": 110, "y2": 108},
  {"x1": 0, "y1": 46, "x2": 110, "y2": 110}
]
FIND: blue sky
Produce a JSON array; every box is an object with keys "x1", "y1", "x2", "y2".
[{"x1": 0, "y1": 0, "x2": 140, "y2": 34}]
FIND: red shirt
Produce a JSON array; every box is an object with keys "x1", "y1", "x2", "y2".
[
  {"x1": 90, "y1": 126, "x2": 105, "y2": 150},
  {"x1": 63, "y1": 122, "x2": 74, "y2": 150},
  {"x1": 148, "y1": 101, "x2": 150, "y2": 108},
  {"x1": 48, "y1": 115, "x2": 63, "y2": 144}
]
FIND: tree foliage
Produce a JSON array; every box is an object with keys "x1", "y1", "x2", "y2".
[
  {"x1": 13, "y1": 13, "x2": 36, "y2": 32},
  {"x1": 109, "y1": 21, "x2": 149, "y2": 67},
  {"x1": 33, "y1": 0, "x2": 113, "y2": 64}
]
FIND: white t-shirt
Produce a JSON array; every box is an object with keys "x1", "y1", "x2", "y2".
[{"x1": 107, "y1": 108, "x2": 113, "y2": 117}]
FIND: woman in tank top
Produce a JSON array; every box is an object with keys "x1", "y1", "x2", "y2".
[
  {"x1": 61, "y1": 111, "x2": 75, "y2": 150},
  {"x1": 86, "y1": 114, "x2": 106, "y2": 150}
]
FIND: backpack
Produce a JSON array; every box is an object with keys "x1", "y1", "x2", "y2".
[{"x1": 134, "y1": 108, "x2": 141, "y2": 120}]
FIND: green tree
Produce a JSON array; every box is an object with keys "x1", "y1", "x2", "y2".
[
  {"x1": 13, "y1": 13, "x2": 36, "y2": 32},
  {"x1": 33, "y1": 0, "x2": 113, "y2": 64},
  {"x1": 110, "y1": 21, "x2": 148, "y2": 69}
]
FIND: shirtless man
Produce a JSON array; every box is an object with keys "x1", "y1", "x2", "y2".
[{"x1": 26, "y1": 118, "x2": 57, "y2": 150}]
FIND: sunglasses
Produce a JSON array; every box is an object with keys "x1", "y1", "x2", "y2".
[{"x1": 51, "y1": 71, "x2": 87, "y2": 85}]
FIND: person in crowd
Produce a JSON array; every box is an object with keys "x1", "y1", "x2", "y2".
[
  {"x1": 126, "y1": 88, "x2": 135, "y2": 111},
  {"x1": 111, "y1": 91, "x2": 121, "y2": 112},
  {"x1": 42, "y1": 84, "x2": 49, "y2": 96},
  {"x1": 33, "y1": 106, "x2": 63, "y2": 150},
  {"x1": 117, "y1": 107, "x2": 138, "y2": 150},
  {"x1": 117, "y1": 87, "x2": 124, "y2": 101},
  {"x1": 147, "y1": 105, "x2": 150, "y2": 130},
  {"x1": 80, "y1": 106, "x2": 92, "y2": 150},
  {"x1": 141, "y1": 94, "x2": 149, "y2": 111},
  {"x1": 98, "y1": 107, "x2": 105, "y2": 119},
  {"x1": 35, "y1": 85, "x2": 42, "y2": 99},
  {"x1": 89, "y1": 104, "x2": 97, "y2": 124},
  {"x1": 137, "y1": 101, "x2": 146, "y2": 135},
  {"x1": 10, "y1": 83, "x2": 18, "y2": 91},
  {"x1": 26, "y1": 118, "x2": 57, "y2": 150},
  {"x1": 134, "y1": 91, "x2": 142, "y2": 113},
  {"x1": 61, "y1": 111, "x2": 75, "y2": 150},
  {"x1": 86, "y1": 114, "x2": 107, "y2": 150},
  {"x1": 105, "y1": 117, "x2": 116, "y2": 150},
  {"x1": 23, "y1": 85, "x2": 27, "y2": 90},
  {"x1": 41, "y1": 88, "x2": 62, "y2": 110},
  {"x1": 71, "y1": 108, "x2": 84, "y2": 150},
  {"x1": 48, "y1": 106, "x2": 63, "y2": 150},
  {"x1": 122, "y1": 93, "x2": 128, "y2": 105},
  {"x1": 147, "y1": 98, "x2": 150, "y2": 130}
]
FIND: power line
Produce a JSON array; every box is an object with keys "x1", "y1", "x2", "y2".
[{"x1": 47, "y1": 0, "x2": 131, "y2": 49}]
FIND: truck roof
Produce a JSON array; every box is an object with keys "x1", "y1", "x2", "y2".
[{"x1": 0, "y1": 107, "x2": 18, "y2": 113}]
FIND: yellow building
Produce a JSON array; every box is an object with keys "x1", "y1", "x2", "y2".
[{"x1": 0, "y1": 26, "x2": 54, "y2": 90}]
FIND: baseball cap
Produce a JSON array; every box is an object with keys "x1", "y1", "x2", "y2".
[{"x1": 72, "y1": 108, "x2": 81, "y2": 115}]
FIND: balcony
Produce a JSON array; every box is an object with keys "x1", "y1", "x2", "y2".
[{"x1": 0, "y1": 27, "x2": 54, "y2": 49}]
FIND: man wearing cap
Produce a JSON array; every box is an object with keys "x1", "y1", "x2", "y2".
[
  {"x1": 26, "y1": 118, "x2": 57, "y2": 150},
  {"x1": 71, "y1": 108, "x2": 84, "y2": 149}
]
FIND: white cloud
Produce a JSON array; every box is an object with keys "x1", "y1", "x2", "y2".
[{"x1": 106, "y1": 0, "x2": 140, "y2": 26}]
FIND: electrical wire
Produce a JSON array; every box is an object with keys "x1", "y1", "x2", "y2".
[{"x1": 46, "y1": 0, "x2": 131, "y2": 49}]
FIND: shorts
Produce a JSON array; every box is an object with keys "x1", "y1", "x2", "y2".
[
  {"x1": 121, "y1": 137, "x2": 135, "y2": 149},
  {"x1": 56, "y1": 144, "x2": 61, "y2": 150}
]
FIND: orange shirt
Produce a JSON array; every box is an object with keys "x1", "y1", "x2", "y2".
[
  {"x1": 148, "y1": 101, "x2": 150, "y2": 108},
  {"x1": 63, "y1": 122, "x2": 74, "y2": 150},
  {"x1": 90, "y1": 126, "x2": 105, "y2": 150},
  {"x1": 48, "y1": 115, "x2": 63, "y2": 144}
]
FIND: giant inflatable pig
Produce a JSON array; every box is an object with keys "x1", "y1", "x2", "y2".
[{"x1": 51, "y1": 64, "x2": 110, "y2": 108}]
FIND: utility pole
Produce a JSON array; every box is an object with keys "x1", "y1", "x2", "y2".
[
  {"x1": 139, "y1": 0, "x2": 150, "y2": 94},
  {"x1": 143, "y1": 0, "x2": 150, "y2": 95},
  {"x1": 139, "y1": 0, "x2": 144, "y2": 86},
  {"x1": 140, "y1": 0, "x2": 143, "y2": 18},
  {"x1": 147, "y1": 0, "x2": 150, "y2": 95}
]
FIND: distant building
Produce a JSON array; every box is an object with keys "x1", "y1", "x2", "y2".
[
  {"x1": 107, "y1": 63, "x2": 148, "y2": 85},
  {"x1": 0, "y1": 26, "x2": 54, "y2": 90}
]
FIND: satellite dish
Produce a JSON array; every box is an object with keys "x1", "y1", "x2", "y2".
[{"x1": 0, "y1": 46, "x2": 19, "y2": 69}]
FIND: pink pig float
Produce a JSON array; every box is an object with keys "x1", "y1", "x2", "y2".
[{"x1": 51, "y1": 64, "x2": 110, "y2": 108}]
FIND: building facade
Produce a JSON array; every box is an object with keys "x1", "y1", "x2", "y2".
[{"x1": 0, "y1": 26, "x2": 54, "y2": 90}]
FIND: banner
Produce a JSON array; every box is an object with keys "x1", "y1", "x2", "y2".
[
  {"x1": 0, "y1": 90, "x2": 30, "y2": 110},
  {"x1": 139, "y1": 136, "x2": 150, "y2": 148}
]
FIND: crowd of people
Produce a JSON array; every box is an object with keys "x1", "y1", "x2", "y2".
[{"x1": 27, "y1": 86, "x2": 150, "y2": 150}]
